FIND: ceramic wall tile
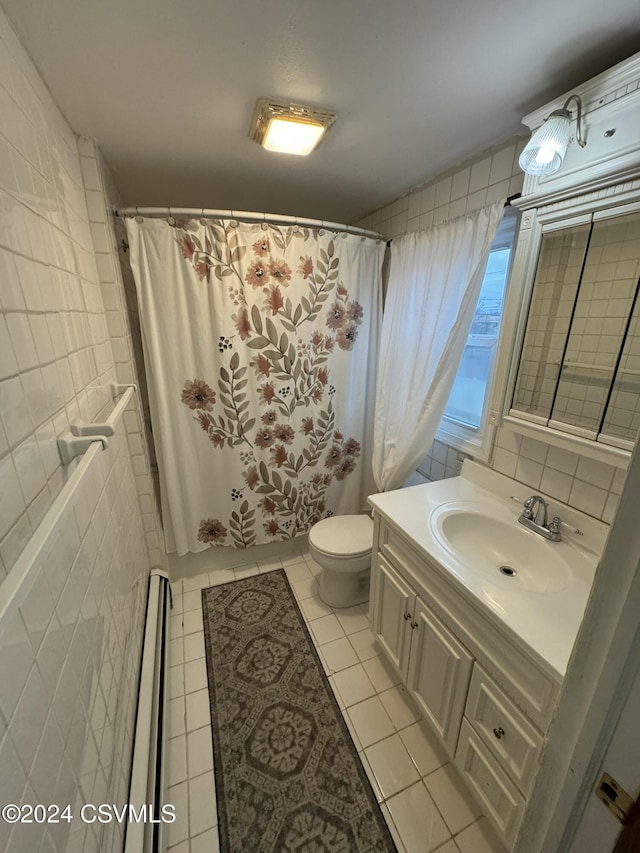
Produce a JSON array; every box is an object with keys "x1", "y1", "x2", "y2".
[{"x1": 0, "y1": 10, "x2": 161, "y2": 851}]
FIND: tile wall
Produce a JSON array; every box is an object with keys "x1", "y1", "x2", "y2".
[
  {"x1": 78, "y1": 137, "x2": 164, "y2": 567},
  {"x1": 356, "y1": 138, "x2": 627, "y2": 523},
  {"x1": 0, "y1": 7, "x2": 160, "y2": 852}
]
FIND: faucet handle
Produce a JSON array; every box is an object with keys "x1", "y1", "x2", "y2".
[
  {"x1": 521, "y1": 495, "x2": 536, "y2": 519},
  {"x1": 549, "y1": 516, "x2": 562, "y2": 533}
]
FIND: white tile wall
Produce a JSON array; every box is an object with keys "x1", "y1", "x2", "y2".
[
  {"x1": 78, "y1": 137, "x2": 164, "y2": 567},
  {"x1": 355, "y1": 138, "x2": 626, "y2": 523},
  {"x1": 0, "y1": 8, "x2": 161, "y2": 852},
  {"x1": 356, "y1": 137, "x2": 526, "y2": 240}
]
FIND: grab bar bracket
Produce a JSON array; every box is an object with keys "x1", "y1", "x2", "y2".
[{"x1": 57, "y1": 432, "x2": 109, "y2": 465}]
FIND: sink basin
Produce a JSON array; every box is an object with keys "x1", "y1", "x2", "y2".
[{"x1": 430, "y1": 502, "x2": 573, "y2": 593}]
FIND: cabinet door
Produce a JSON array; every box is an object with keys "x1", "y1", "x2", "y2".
[
  {"x1": 371, "y1": 555, "x2": 414, "y2": 677},
  {"x1": 407, "y1": 599, "x2": 474, "y2": 756}
]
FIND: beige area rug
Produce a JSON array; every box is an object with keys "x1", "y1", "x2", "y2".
[{"x1": 201, "y1": 569, "x2": 396, "y2": 852}]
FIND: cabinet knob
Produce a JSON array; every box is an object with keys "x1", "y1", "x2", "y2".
[
  {"x1": 493, "y1": 726, "x2": 505, "y2": 740},
  {"x1": 411, "y1": 621, "x2": 419, "y2": 629},
  {"x1": 404, "y1": 612, "x2": 412, "y2": 620}
]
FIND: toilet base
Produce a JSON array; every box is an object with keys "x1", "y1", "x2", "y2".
[{"x1": 319, "y1": 567, "x2": 370, "y2": 608}]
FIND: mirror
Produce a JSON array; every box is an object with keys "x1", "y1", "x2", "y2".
[{"x1": 511, "y1": 209, "x2": 640, "y2": 449}]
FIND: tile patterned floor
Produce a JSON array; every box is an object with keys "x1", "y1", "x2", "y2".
[{"x1": 164, "y1": 550, "x2": 508, "y2": 853}]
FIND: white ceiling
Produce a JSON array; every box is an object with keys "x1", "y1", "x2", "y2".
[{"x1": 3, "y1": 0, "x2": 640, "y2": 223}]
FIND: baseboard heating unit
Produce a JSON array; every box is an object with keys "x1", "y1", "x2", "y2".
[{"x1": 124, "y1": 569, "x2": 171, "y2": 853}]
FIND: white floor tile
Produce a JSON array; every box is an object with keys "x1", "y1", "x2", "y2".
[
  {"x1": 347, "y1": 696, "x2": 395, "y2": 748},
  {"x1": 379, "y1": 684, "x2": 420, "y2": 730},
  {"x1": 327, "y1": 675, "x2": 345, "y2": 709},
  {"x1": 183, "y1": 589, "x2": 202, "y2": 613},
  {"x1": 183, "y1": 574, "x2": 211, "y2": 592},
  {"x1": 183, "y1": 608, "x2": 204, "y2": 636},
  {"x1": 455, "y1": 817, "x2": 507, "y2": 853},
  {"x1": 188, "y1": 771, "x2": 217, "y2": 837},
  {"x1": 257, "y1": 559, "x2": 283, "y2": 572},
  {"x1": 291, "y1": 575, "x2": 319, "y2": 601},
  {"x1": 167, "y1": 841, "x2": 189, "y2": 853},
  {"x1": 168, "y1": 734, "x2": 187, "y2": 786},
  {"x1": 190, "y1": 827, "x2": 220, "y2": 853},
  {"x1": 349, "y1": 627, "x2": 379, "y2": 661},
  {"x1": 304, "y1": 555, "x2": 323, "y2": 576},
  {"x1": 187, "y1": 725, "x2": 214, "y2": 778},
  {"x1": 208, "y1": 569, "x2": 234, "y2": 586},
  {"x1": 364, "y1": 733, "x2": 420, "y2": 799},
  {"x1": 309, "y1": 614, "x2": 345, "y2": 645},
  {"x1": 399, "y1": 721, "x2": 448, "y2": 777},
  {"x1": 169, "y1": 665, "x2": 184, "y2": 700},
  {"x1": 185, "y1": 689, "x2": 210, "y2": 733},
  {"x1": 332, "y1": 663, "x2": 376, "y2": 707},
  {"x1": 166, "y1": 781, "x2": 188, "y2": 846},
  {"x1": 169, "y1": 697, "x2": 186, "y2": 738},
  {"x1": 184, "y1": 632, "x2": 205, "y2": 663},
  {"x1": 281, "y1": 553, "x2": 307, "y2": 567},
  {"x1": 431, "y1": 841, "x2": 458, "y2": 853},
  {"x1": 386, "y1": 781, "x2": 450, "y2": 853},
  {"x1": 358, "y1": 751, "x2": 383, "y2": 802},
  {"x1": 425, "y1": 763, "x2": 482, "y2": 835},
  {"x1": 335, "y1": 605, "x2": 370, "y2": 635},
  {"x1": 363, "y1": 654, "x2": 401, "y2": 692},
  {"x1": 299, "y1": 595, "x2": 334, "y2": 621},
  {"x1": 184, "y1": 657, "x2": 208, "y2": 694},
  {"x1": 170, "y1": 637, "x2": 184, "y2": 666},
  {"x1": 284, "y1": 562, "x2": 312, "y2": 582},
  {"x1": 379, "y1": 802, "x2": 407, "y2": 853},
  {"x1": 319, "y1": 637, "x2": 359, "y2": 673},
  {"x1": 233, "y1": 563, "x2": 260, "y2": 579}
]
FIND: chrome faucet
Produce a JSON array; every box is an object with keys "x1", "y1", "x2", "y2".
[{"x1": 518, "y1": 495, "x2": 562, "y2": 542}]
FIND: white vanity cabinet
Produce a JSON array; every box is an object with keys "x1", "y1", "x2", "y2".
[
  {"x1": 372, "y1": 556, "x2": 473, "y2": 755},
  {"x1": 369, "y1": 514, "x2": 557, "y2": 850}
]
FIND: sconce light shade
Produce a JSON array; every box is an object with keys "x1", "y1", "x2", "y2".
[
  {"x1": 250, "y1": 99, "x2": 337, "y2": 156},
  {"x1": 518, "y1": 94, "x2": 586, "y2": 177},
  {"x1": 518, "y1": 110, "x2": 572, "y2": 176}
]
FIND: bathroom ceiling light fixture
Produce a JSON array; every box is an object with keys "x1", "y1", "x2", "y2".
[
  {"x1": 519, "y1": 94, "x2": 586, "y2": 177},
  {"x1": 250, "y1": 99, "x2": 337, "y2": 156}
]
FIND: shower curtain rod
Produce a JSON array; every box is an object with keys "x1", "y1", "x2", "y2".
[
  {"x1": 385, "y1": 193, "x2": 521, "y2": 247},
  {"x1": 113, "y1": 207, "x2": 383, "y2": 240}
]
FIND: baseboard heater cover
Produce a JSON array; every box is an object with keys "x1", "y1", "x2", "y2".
[{"x1": 124, "y1": 569, "x2": 171, "y2": 853}]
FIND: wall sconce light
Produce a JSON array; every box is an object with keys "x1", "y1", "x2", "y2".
[
  {"x1": 519, "y1": 94, "x2": 586, "y2": 177},
  {"x1": 249, "y1": 99, "x2": 337, "y2": 156}
]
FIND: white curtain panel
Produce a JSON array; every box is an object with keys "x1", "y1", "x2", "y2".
[
  {"x1": 126, "y1": 218, "x2": 384, "y2": 555},
  {"x1": 373, "y1": 201, "x2": 504, "y2": 492}
]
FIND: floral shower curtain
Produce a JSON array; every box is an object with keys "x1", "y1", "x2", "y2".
[{"x1": 126, "y1": 217, "x2": 385, "y2": 555}]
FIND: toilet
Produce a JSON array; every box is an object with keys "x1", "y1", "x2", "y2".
[{"x1": 308, "y1": 514, "x2": 374, "y2": 608}]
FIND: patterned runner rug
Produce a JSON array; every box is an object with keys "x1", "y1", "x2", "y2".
[{"x1": 201, "y1": 569, "x2": 397, "y2": 852}]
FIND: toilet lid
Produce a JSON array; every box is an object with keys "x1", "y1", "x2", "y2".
[{"x1": 309, "y1": 514, "x2": 373, "y2": 558}]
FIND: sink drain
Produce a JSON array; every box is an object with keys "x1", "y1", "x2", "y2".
[{"x1": 499, "y1": 565, "x2": 517, "y2": 577}]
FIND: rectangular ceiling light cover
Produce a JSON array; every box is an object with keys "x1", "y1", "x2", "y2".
[{"x1": 250, "y1": 99, "x2": 337, "y2": 156}]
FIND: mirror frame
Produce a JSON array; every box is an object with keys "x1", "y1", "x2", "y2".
[{"x1": 490, "y1": 190, "x2": 640, "y2": 471}]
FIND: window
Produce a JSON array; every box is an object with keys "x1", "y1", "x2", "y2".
[{"x1": 436, "y1": 207, "x2": 518, "y2": 460}]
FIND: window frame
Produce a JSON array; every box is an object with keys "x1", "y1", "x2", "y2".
[{"x1": 435, "y1": 208, "x2": 519, "y2": 461}]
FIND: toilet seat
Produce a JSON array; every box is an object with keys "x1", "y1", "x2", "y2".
[{"x1": 308, "y1": 514, "x2": 373, "y2": 558}]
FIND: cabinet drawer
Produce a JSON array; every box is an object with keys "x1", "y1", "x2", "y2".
[
  {"x1": 466, "y1": 665, "x2": 542, "y2": 794},
  {"x1": 455, "y1": 719, "x2": 525, "y2": 849}
]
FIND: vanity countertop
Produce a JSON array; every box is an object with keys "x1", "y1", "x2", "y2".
[{"x1": 368, "y1": 461, "x2": 608, "y2": 680}]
